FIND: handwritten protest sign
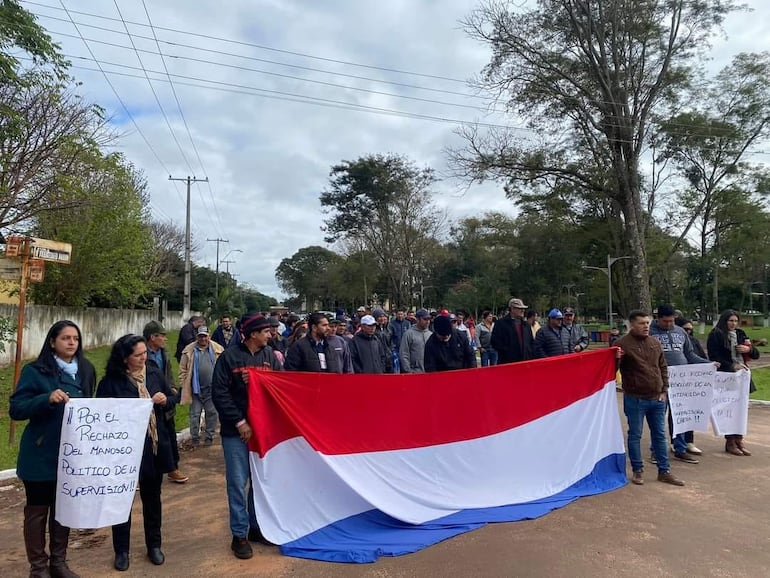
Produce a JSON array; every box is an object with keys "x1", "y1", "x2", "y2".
[
  {"x1": 711, "y1": 370, "x2": 751, "y2": 436},
  {"x1": 55, "y1": 398, "x2": 152, "y2": 529},
  {"x1": 667, "y1": 363, "x2": 715, "y2": 436}
]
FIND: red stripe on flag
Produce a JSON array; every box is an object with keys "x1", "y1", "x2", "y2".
[{"x1": 247, "y1": 349, "x2": 617, "y2": 457}]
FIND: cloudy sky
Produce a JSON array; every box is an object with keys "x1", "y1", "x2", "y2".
[{"x1": 20, "y1": 0, "x2": 770, "y2": 299}]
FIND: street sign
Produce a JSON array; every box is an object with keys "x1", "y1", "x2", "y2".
[
  {"x1": 29, "y1": 237, "x2": 72, "y2": 264},
  {"x1": 29, "y1": 259, "x2": 45, "y2": 283},
  {"x1": 4, "y1": 236, "x2": 24, "y2": 258},
  {"x1": 0, "y1": 257, "x2": 22, "y2": 280}
]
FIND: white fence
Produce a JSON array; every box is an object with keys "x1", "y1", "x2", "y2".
[{"x1": 0, "y1": 304, "x2": 185, "y2": 366}]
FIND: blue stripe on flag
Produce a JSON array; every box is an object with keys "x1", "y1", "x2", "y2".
[{"x1": 280, "y1": 452, "x2": 627, "y2": 563}]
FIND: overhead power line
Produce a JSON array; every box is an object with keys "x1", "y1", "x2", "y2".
[
  {"x1": 25, "y1": 0, "x2": 468, "y2": 84},
  {"x1": 32, "y1": 11, "x2": 483, "y2": 100},
  {"x1": 139, "y1": 0, "x2": 226, "y2": 237},
  {"x1": 42, "y1": 28, "x2": 499, "y2": 114},
  {"x1": 55, "y1": 0, "x2": 189, "y2": 213},
  {"x1": 37, "y1": 22, "x2": 763, "y2": 140}
]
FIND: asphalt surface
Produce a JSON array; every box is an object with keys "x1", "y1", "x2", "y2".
[{"x1": 2, "y1": 395, "x2": 770, "y2": 577}]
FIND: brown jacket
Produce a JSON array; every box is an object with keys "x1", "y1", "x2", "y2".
[
  {"x1": 179, "y1": 340, "x2": 224, "y2": 404},
  {"x1": 616, "y1": 333, "x2": 668, "y2": 399}
]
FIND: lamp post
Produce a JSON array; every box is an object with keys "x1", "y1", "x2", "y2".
[
  {"x1": 217, "y1": 249, "x2": 242, "y2": 297},
  {"x1": 583, "y1": 254, "x2": 631, "y2": 329},
  {"x1": 420, "y1": 284, "x2": 435, "y2": 309},
  {"x1": 575, "y1": 292, "x2": 585, "y2": 321}
]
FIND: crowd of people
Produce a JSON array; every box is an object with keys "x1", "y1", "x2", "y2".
[{"x1": 7, "y1": 298, "x2": 760, "y2": 574}]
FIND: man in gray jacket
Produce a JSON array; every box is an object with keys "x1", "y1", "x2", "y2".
[
  {"x1": 650, "y1": 303, "x2": 712, "y2": 464},
  {"x1": 399, "y1": 308, "x2": 432, "y2": 373}
]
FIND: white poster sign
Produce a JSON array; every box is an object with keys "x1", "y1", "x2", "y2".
[
  {"x1": 667, "y1": 363, "x2": 715, "y2": 436},
  {"x1": 55, "y1": 398, "x2": 152, "y2": 529},
  {"x1": 711, "y1": 370, "x2": 751, "y2": 436}
]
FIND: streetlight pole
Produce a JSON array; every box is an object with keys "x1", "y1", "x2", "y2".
[{"x1": 583, "y1": 254, "x2": 631, "y2": 329}]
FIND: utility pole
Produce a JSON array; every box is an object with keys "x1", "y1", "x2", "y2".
[
  {"x1": 169, "y1": 175, "x2": 208, "y2": 320},
  {"x1": 220, "y1": 259, "x2": 236, "y2": 274},
  {"x1": 206, "y1": 237, "x2": 229, "y2": 302}
]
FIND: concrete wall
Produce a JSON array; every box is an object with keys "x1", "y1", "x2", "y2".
[{"x1": 0, "y1": 305, "x2": 185, "y2": 366}]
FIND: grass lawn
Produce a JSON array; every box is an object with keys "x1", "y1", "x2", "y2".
[{"x1": 0, "y1": 331, "x2": 189, "y2": 471}]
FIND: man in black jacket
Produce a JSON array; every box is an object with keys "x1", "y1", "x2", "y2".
[
  {"x1": 424, "y1": 315, "x2": 476, "y2": 372},
  {"x1": 491, "y1": 297, "x2": 534, "y2": 364},
  {"x1": 211, "y1": 314, "x2": 282, "y2": 560},
  {"x1": 175, "y1": 316, "x2": 205, "y2": 362},
  {"x1": 349, "y1": 315, "x2": 390, "y2": 374},
  {"x1": 144, "y1": 321, "x2": 188, "y2": 484},
  {"x1": 284, "y1": 312, "x2": 343, "y2": 373}
]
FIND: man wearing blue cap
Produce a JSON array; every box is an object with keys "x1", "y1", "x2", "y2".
[
  {"x1": 534, "y1": 309, "x2": 572, "y2": 358},
  {"x1": 400, "y1": 309, "x2": 433, "y2": 373}
]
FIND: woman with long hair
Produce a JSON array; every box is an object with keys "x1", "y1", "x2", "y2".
[
  {"x1": 10, "y1": 320, "x2": 95, "y2": 578},
  {"x1": 707, "y1": 310, "x2": 760, "y2": 456},
  {"x1": 96, "y1": 334, "x2": 177, "y2": 571}
]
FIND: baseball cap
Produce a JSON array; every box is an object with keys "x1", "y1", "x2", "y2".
[
  {"x1": 357, "y1": 306, "x2": 366, "y2": 312},
  {"x1": 143, "y1": 320, "x2": 166, "y2": 339},
  {"x1": 415, "y1": 308, "x2": 430, "y2": 319},
  {"x1": 360, "y1": 315, "x2": 376, "y2": 326},
  {"x1": 563, "y1": 308, "x2": 575, "y2": 315},
  {"x1": 508, "y1": 298, "x2": 527, "y2": 309},
  {"x1": 548, "y1": 308, "x2": 564, "y2": 319},
  {"x1": 197, "y1": 326, "x2": 210, "y2": 335}
]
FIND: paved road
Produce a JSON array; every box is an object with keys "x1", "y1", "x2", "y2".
[{"x1": 2, "y1": 397, "x2": 770, "y2": 577}]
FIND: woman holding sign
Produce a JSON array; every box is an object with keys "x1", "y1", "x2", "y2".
[
  {"x1": 707, "y1": 310, "x2": 760, "y2": 456},
  {"x1": 10, "y1": 320, "x2": 96, "y2": 578},
  {"x1": 96, "y1": 334, "x2": 177, "y2": 571}
]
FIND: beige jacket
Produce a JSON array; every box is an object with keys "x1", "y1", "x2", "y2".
[{"x1": 179, "y1": 340, "x2": 224, "y2": 404}]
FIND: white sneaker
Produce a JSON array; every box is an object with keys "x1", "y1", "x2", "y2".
[{"x1": 686, "y1": 443, "x2": 702, "y2": 455}]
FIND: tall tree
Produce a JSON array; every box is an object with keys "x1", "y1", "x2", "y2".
[
  {"x1": 655, "y1": 52, "x2": 770, "y2": 316},
  {"x1": 451, "y1": 0, "x2": 739, "y2": 311},
  {"x1": 30, "y1": 153, "x2": 153, "y2": 307},
  {"x1": 320, "y1": 154, "x2": 444, "y2": 306}
]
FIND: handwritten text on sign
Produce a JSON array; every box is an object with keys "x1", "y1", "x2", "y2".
[
  {"x1": 55, "y1": 398, "x2": 152, "y2": 529},
  {"x1": 711, "y1": 370, "x2": 751, "y2": 436},
  {"x1": 667, "y1": 363, "x2": 716, "y2": 436}
]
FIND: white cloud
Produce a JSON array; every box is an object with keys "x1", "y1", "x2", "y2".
[{"x1": 22, "y1": 0, "x2": 770, "y2": 299}]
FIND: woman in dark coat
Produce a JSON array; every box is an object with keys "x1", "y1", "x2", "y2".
[
  {"x1": 96, "y1": 334, "x2": 176, "y2": 571},
  {"x1": 9, "y1": 320, "x2": 95, "y2": 578},
  {"x1": 707, "y1": 310, "x2": 760, "y2": 456}
]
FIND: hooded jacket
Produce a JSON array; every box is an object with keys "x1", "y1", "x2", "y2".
[
  {"x1": 400, "y1": 325, "x2": 433, "y2": 373},
  {"x1": 349, "y1": 332, "x2": 390, "y2": 374}
]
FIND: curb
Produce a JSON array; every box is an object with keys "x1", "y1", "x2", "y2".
[{"x1": 0, "y1": 428, "x2": 192, "y2": 483}]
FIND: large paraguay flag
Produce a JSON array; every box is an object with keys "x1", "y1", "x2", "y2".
[{"x1": 246, "y1": 348, "x2": 626, "y2": 563}]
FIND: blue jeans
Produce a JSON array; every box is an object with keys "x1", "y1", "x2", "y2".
[
  {"x1": 623, "y1": 394, "x2": 670, "y2": 473},
  {"x1": 481, "y1": 349, "x2": 498, "y2": 367},
  {"x1": 221, "y1": 435, "x2": 258, "y2": 538}
]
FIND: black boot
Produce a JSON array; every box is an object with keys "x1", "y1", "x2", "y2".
[
  {"x1": 23, "y1": 505, "x2": 51, "y2": 578},
  {"x1": 48, "y1": 513, "x2": 79, "y2": 578}
]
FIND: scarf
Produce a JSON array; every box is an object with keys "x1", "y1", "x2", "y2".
[
  {"x1": 55, "y1": 356, "x2": 78, "y2": 378},
  {"x1": 192, "y1": 344, "x2": 215, "y2": 395},
  {"x1": 727, "y1": 330, "x2": 742, "y2": 367},
  {"x1": 128, "y1": 367, "x2": 158, "y2": 455}
]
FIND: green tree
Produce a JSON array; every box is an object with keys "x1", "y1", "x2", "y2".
[
  {"x1": 655, "y1": 52, "x2": 770, "y2": 316},
  {"x1": 0, "y1": 0, "x2": 66, "y2": 87},
  {"x1": 451, "y1": 0, "x2": 740, "y2": 312},
  {"x1": 320, "y1": 154, "x2": 444, "y2": 306},
  {"x1": 30, "y1": 153, "x2": 153, "y2": 307},
  {"x1": 275, "y1": 246, "x2": 343, "y2": 310}
]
